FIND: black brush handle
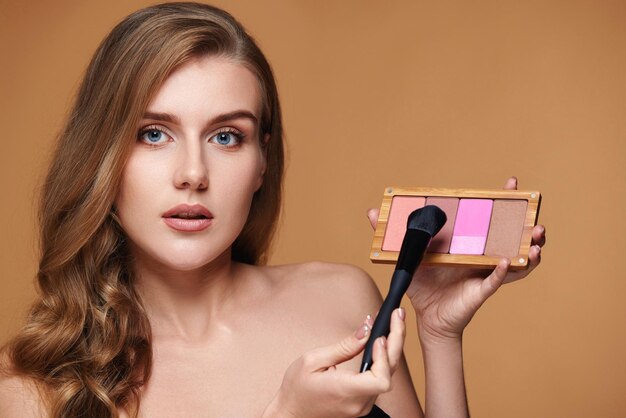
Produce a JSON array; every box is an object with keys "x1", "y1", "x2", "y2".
[
  {"x1": 360, "y1": 269, "x2": 412, "y2": 372},
  {"x1": 360, "y1": 229, "x2": 432, "y2": 373}
]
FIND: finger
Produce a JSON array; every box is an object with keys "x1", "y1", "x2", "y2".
[
  {"x1": 347, "y1": 337, "x2": 392, "y2": 396},
  {"x1": 503, "y1": 176, "x2": 518, "y2": 190},
  {"x1": 480, "y1": 258, "x2": 509, "y2": 299},
  {"x1": 386, "y1": 308, "x2": 406, "y2": 373},
  {"x1": 306, "y1": 323, "x2": 370, "y2": 370},
  {"x1": 503, "y1": 245, "x2": 541, "y2": 284},
  {"x1": 528, "y1": 244, "x2": 542, "y2": 270},
  {"x1": 532, "y1": 224, "x2": 546, "y2": 247},
  {"x1": 366, "y1": 208, "x2": 379, "y2": 230},
  {"x1": 369, "y1": 337, "x2": 392, "y2": 391},
  {"x1": 333, "y1": 337, "x2": 392, "y2": 398}
]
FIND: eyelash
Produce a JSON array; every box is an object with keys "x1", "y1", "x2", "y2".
[{"x1": 137, "y1": 125, "x2": 246, "y2": 148}]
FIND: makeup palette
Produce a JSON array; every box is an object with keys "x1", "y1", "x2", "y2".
[{"x1": 370, "y1": 187, "x2": 542, "y2": 270}]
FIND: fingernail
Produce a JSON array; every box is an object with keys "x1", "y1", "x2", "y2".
[
  {"x1": 379, "y1": 336, "x2": 386, "y2": 348},
  {"x1": 534, "y1": 245, "x2": 541, "y2": 254},
  {"x1": 398, "y1": 307, "x2": 405, "y2": 320},
  {"x1": 355, "y1": 324, "x2": 370, "y2": 340}
]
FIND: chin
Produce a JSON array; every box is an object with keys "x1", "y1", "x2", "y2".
[
  {"x1": 163, "y1": 250, "x2": 230, "y2": 272},
  {"x1": 131, "y1": 242, "x2": 231, "y2": 273},
  {"x1": 163, "y1": 258, "x2": 206, "y2": 272}
]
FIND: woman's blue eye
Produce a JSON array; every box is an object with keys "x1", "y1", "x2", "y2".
[
  {"x1": 139, "y1": 128, "x2": 168, "y2": 144},
  {"x1": 211, "y1": 131, "x2": 242, "y2": 147}
]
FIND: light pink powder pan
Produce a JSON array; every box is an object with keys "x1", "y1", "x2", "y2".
[{"x1": 371, "y1": 187, "x2": 541, "y2": 270}]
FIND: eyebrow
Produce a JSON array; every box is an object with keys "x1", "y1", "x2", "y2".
[{"x1": 141, "y1": 110, "x2": 259, "y2": 126}]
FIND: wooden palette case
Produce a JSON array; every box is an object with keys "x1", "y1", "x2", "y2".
[{"x1": 371, "y1": 187, "x2": 542, "y2": 270}]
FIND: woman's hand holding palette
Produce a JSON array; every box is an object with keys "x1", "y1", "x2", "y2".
[{"x1": 371, "y1": 187, "x2": 541, "y2": 270}]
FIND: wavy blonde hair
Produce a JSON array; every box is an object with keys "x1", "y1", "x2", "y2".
[{"x1": 2, "y1": 2, "x2": 284, "y2": 416}]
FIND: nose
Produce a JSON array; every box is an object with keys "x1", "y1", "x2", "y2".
[{"x1": 173, "y1": 143, "x2": 208, "y2": 191}]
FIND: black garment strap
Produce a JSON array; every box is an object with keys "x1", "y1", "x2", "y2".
[{"x1": 359, "y1": 404, "x2": 390, "y2": 418}]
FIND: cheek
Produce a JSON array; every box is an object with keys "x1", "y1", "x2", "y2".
[
  {"x1": 252, "y1": 148, "x2": 267, "y2": 191},
  {"x1": 217, "y1": 152, "x2": 264, "y2": 192},
  {"x1": 115, "y1": 155, "x2": 166, "y2": 222},
  {"x1": 214, "y1": 156, "x2": 263, "y2": 220},
  {"x1": 245, "y1": 157, "x2": 265, "y2": 198}
]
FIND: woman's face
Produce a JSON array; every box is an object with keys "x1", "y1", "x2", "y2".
[{"x1": 115, "y1": 56, "x2": 267, "y2": 272}]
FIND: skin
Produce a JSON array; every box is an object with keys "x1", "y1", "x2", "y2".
[{"x1": 0, "y1": 55, "x2": 546, "y2": 418}]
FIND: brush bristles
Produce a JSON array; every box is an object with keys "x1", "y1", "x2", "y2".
[{"x1": 407, "y1": 205, "x2": 447, "y2": 237}]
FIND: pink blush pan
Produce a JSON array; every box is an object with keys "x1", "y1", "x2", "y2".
[
  {"x1": 425, "y1": 197, "x2": 459, "y2": 253},
  {"x1": 449, "y1": 199, "x2": 493, "y2": 255},
  {"x1": 382, "y1": 196, "x2": 425, "y2": 251}
]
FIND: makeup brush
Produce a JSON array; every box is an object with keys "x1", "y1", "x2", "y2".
[{"x1": 360, "y1": 205, "x2": 447, "y2": 372}]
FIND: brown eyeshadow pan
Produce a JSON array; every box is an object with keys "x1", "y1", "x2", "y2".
[{"x1": 484, "y1": 200, "x2": 528, "y2": 258}]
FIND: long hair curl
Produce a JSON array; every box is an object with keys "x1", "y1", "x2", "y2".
[{"x1": 3, "y1": 3, "x2": 284, "y2": 416}]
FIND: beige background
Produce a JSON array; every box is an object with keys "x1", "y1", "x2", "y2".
[{"x1": 1, "y1": 1, "x2": 625, "y2": 416}]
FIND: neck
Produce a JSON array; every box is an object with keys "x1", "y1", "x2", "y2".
[{"x1": 130, "y1": 246, "x2": 243, "y2": 343}]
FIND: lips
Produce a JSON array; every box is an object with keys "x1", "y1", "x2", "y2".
[{"x1": 162, "y1": 204, "x2": 213, "y2": 232}]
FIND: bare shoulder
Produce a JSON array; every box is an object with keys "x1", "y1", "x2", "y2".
[
  {"x1": 265, "y1": 261, "x2": 384, "y2": 330},
  {"x1": 0, "y1": 355, "x2": 47, "y2": 418}
]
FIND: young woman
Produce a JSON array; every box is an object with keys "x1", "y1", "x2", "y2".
[{"x1": 0, "y1": 3, "x2": 545, "y2": 417}]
